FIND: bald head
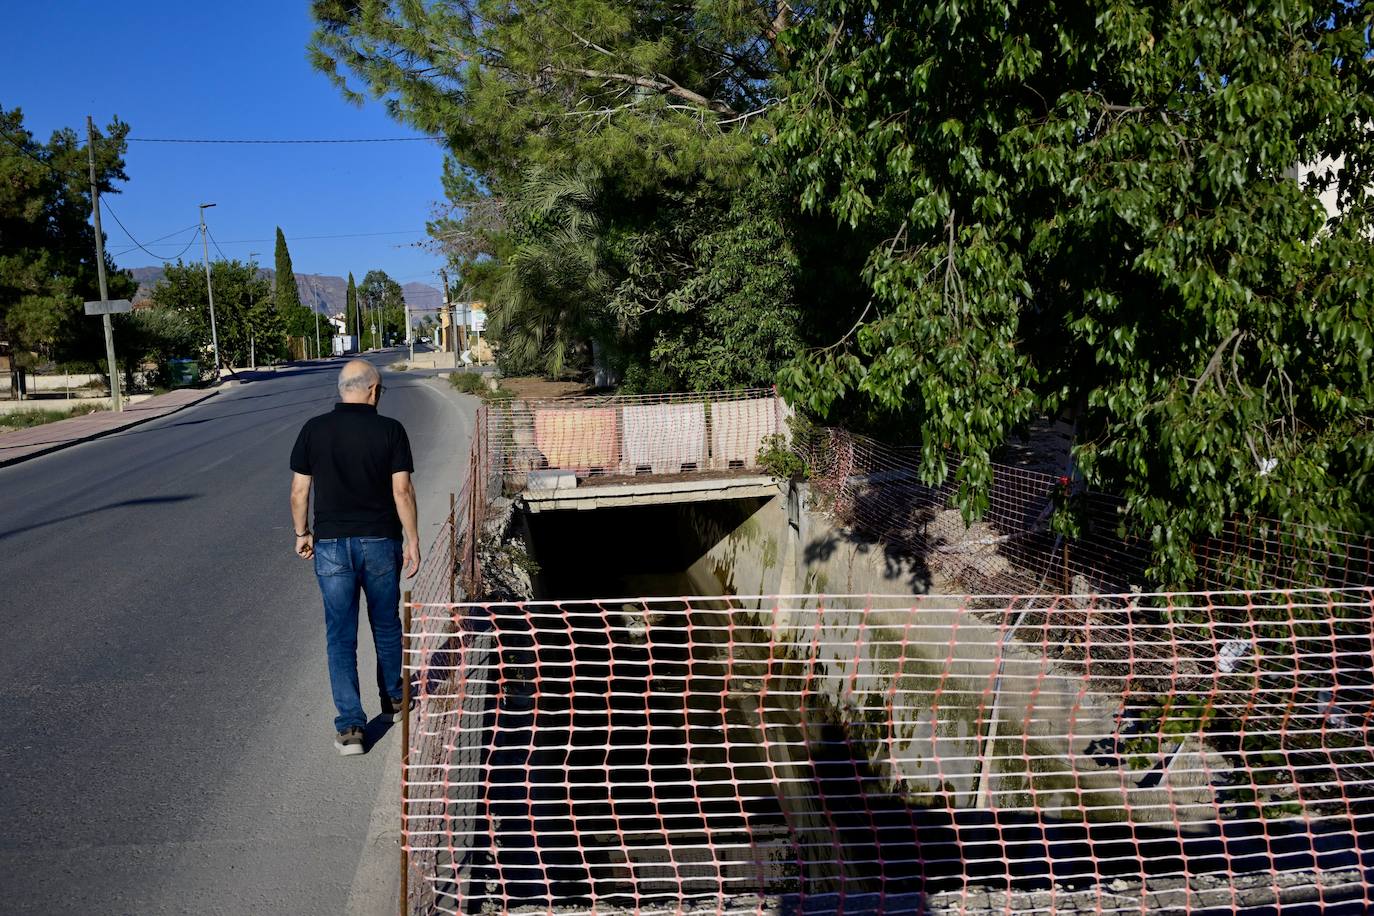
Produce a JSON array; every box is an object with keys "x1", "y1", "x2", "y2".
[{"x1": 337, "y1": 360, "x2": 381, "y2": 403}]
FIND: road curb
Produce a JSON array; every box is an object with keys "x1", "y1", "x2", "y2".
[{"x1": 0, "y1": 388, "x2": 222, "y2": 469}]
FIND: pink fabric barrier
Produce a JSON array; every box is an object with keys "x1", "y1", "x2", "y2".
[
  {"x1": 533, "y1": 407, "x2": 619, "y2": 472},
  {"x1": 709, "y1": 397, "x2": 779, "y2": 469},
  {"x1": 620, "y1": 402, "x2": 707, "y2": 474}
]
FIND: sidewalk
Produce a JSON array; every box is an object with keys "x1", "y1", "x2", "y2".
[{"x1": 0, "y1": 386, "x2": 221, "y2": 467}]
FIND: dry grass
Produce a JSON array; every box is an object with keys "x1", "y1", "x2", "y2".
[{"x1": 0, "y1": 402, "x2": 108, "y2": 431}]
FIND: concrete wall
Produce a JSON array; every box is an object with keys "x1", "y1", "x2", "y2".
[
  {"x1": 671, "y1": 487, "x2": 1220, "y2": 828},
  {"x1": 0, "y1": 394, "x2": 153, "y2": 414}
]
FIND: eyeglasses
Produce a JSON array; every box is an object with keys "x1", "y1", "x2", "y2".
[{"x1": 374, "y1": 383, "x2": 386, "y2": 396}]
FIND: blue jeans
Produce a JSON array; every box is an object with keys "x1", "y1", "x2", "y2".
[{"x1": 314, "y1": 536, "x2": 404, "y2": 731}]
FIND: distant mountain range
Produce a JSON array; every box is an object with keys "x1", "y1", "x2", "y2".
[{"x1": 128, "y1": 266, "x2": 443, "y2": 316}]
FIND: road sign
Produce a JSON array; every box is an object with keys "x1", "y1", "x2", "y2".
[{"x1": 84, "y1": 299, "x2": 133, "y2": 316}]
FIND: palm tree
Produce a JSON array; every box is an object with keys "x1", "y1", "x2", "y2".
[{"x1": 488, "y1": 168, "x2": 609, "y2": 376}]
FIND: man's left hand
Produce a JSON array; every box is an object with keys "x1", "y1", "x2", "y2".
[
  {"x1": 403, "y1": 540, "x2": 420, "y2": 578},
  {"x1": 296, "y1": 533, "x2": 314, "y2": 559}
]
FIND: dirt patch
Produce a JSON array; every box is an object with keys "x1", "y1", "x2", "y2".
[{"x1": 499, "y1": 376, "x2": 592, "y2": 399}]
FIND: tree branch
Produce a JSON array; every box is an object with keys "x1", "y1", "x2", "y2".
[
  {"x1": 541, "y1": 65, "x2": 737, "y2": 115},
  {"x1": 764, "y1": 2, "x2": 793, "y2": 44},
  {"x1": 1192, "y1": 328, "x2": 1241, "y2": 397}
]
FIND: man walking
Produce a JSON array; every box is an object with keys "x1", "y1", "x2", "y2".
[{"x1": 289, "y1": 359, "x2": 421, "y2": 756}]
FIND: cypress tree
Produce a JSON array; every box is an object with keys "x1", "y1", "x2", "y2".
[
  {"x1": 273, "y1": 227, "x2": 302, "y2": 312},
  {"x1": 346, "y1": 272, "x2": 359, "y2": 340}
]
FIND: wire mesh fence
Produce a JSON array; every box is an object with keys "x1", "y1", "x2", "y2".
[
  {"x1": 801, "y1": 427, "x2": 1374, "y2": 599},
  {"x1": 398, "y1": 392, "x2": 1374, "y2": 913},
  {"x1": 402, "y1": 591, "x2": 1374, "y2": 914}
]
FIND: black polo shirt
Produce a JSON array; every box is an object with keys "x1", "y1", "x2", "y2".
[{"x1": 290, "y1": 402, "x2": 415, "y2": 540}]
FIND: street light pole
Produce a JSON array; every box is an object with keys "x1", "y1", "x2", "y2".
[
  {"x1": 198, "y1": 203, "x2": 222, "y2": 376},
  {"x1": 313, "y1": 308, "x2": 321, "y2": 360},
  {"x1": 248, "y1": 251, "x2": 260, "y2": 369}
]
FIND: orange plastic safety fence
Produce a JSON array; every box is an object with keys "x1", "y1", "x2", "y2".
[{"x1": 403, "y1": 590, "x2": 1374, "y2": 915}]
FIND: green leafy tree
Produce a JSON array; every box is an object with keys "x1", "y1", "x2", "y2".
[
  {"x1": 246, "y1": 269, "x2": 286, "y2": 363},
  {"x1": 116, "y1": 308, "x2": 201, "y2": 386},
  {"x1": 150, "y1": 260, "x2": 275, "y2": 368},
  {"x1": 775, "y1": 0, "x2": 1374, "y2": 588},
  {"x1": 0, "y1": 107, "x2": 136, "y2": 371},
  {"x1": 311, "y1": 0, "x2": 806, "y2": 382},
  {"x1": 616, "y1": 178, "x2": 806, "y2": 391},
  {"x1": 360, "y1": 269, "x2": 406, "y2": 341},
  {"x1": 280, "y1": 301, "x2": 321, "y2": 357}
]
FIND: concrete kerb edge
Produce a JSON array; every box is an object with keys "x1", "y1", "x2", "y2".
[{"x1": 0, "y1": 388, "x2": 222, "y2": 469}]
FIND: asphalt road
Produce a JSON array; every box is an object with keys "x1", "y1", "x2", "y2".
[{"x1": 0, "y1": 352, "x2": 474, "y2": 915}]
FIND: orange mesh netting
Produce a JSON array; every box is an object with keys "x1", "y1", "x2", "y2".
[{"x1": 402, "y1": 591, "x2": 1374, "y2": 915}]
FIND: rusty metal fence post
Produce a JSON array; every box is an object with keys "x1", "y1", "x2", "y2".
[
  {"x1": 471, "y1": 413, "x2": 484, "y2": 595},
  {"x1": 448, "y1": 492, "x2": 457, "y2": 605}
]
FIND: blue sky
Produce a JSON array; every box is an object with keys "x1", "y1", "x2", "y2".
[{"x1": 3, "y1": 1, "x2": 448, "y2": 289}]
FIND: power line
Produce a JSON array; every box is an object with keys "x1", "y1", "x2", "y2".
[
  {"x1": 205, "y1": 225, "x2": 231, "y2": 263},
  {"x1": 0, "y1": 128, "x2": 88, "y2": 181},
  {"x1": 109, "y1": 235, "x2": 200, "y2": 261},
  {"x1": 103, "y1": 200, "x2": 201, "y2": 262},
  {"x1": 214, "y1": 229, "x2": 428, "y2": 244},
  {"x1": 129, "y1": 222, "x2": 201, "y2": 246},
  {"x1": 108, "y1": 223, "x2": 201, "y2": 259},
  {"x1": 127, "y1": 136, "x2": 444, "y2": 144}
]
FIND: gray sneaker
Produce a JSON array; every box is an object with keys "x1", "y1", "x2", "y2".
[{"x1": 334, "y1": 726, "x2": 365, "y2": 756}]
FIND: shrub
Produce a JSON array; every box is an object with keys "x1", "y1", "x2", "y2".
[
  {"x1": 757, "y1": 432, "x2": 808, "y2": 481},
  {"x1": 448, "y1": 371, "x2": 487, "y2": 395}
]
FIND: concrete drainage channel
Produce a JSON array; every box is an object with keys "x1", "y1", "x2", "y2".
[{"x1": 417, "y1": 482, "x2": 1372, "y2": 915}]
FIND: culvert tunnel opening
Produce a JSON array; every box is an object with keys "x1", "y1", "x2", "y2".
[
  {"x1": 474, "y1": 494, "x2": 974, "y2": 912},
  {"x1": 521, "y1": 497, "x2": 768, "y2": 601}
]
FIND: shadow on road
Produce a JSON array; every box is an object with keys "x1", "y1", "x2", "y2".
[
  {"x1": 0, "y1": 494, "x2": 200, "y2": 542},
  {"x1": 364, "y1": 713, "x2": 396, "y2": 752},
  {"x1": 108, "y1": 393, "x2": 338, "y2": 437}
]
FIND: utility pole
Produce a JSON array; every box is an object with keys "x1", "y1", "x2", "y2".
[
  {"x1": 369, "y1": 294, "x2": 378, "y2": 350},
  {"x1": 469, "y1": 288, "x2": 481, "y2": 364},
  {"x1": 313, "y1": 307, "x2": 321, "y2": 360},
  {"x1": 405, "y1": 298, "x2": 413, "y2": 363},
  {"x1": 198, "y1": 203, "x2": 222, "y2": 376},
  {"x1": 248, "y1": 252, "x2": 260, "y2": 369},
  {"x1": 439, "y1": 268, "x2": 451, "y2": 354},
  {"x1": 86, "y1": 116, "x2": 122, "y2": 412}
]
